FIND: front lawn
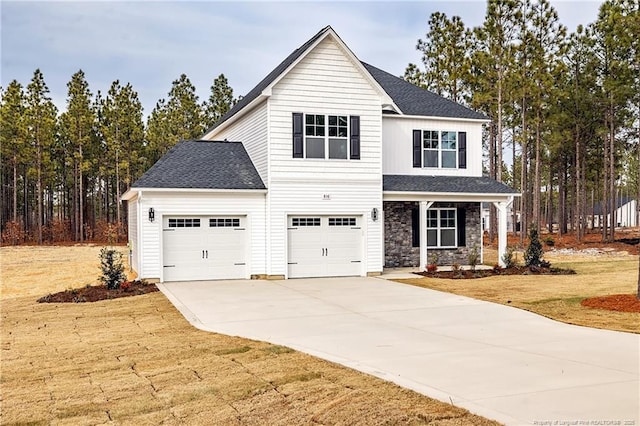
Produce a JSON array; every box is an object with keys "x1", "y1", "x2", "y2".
[
  {"x1": 397, "y1": 250, "x2": 640, "y2": 334},
  {"x1": 0, "y1": 246, "x2": 497, "y2": 425}
]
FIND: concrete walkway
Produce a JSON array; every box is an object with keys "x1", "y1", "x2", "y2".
[{"x1": 158, "y1": 277, "x2": 639, "y2": 425}]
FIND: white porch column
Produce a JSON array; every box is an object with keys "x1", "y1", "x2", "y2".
[
  {"x1": 493, "y1": 197, "x2": 514, "y2": 267},
  {"x1": 419, "y1": 201, "x2": 434, "y2": 270}
]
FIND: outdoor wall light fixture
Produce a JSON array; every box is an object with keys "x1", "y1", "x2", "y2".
[
  {"x1": 371, "y1": 207, "x2": 379, "y2": 222},
  {"x1": 148, "y1": 207, "x2": 155, "y2": 222}
]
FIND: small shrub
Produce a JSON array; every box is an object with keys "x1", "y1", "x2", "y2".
[
  {"x1": 502, "y1": 246, "x2": 517, "y2": 268},
  {"x1": 451, "y1": 262, "x2": 461, "y2": 272},
  {"x1": 428, "y1": 252, "x2": 439, "y2": 266},
  {"x1": 99, "y1": 247, "x2": 126, "y2": 290},
  {"x1": 493, "y1": 263, "x2": 502, "y2": 273},
  {"x1": 426, "y1": 264, "x2": 438, "y2": 273},
  {"x1": 544, "y1": 237, "x2": 555, "y2": 247},
  {"x1": 468, "y1": 246, "x2": 480, "y2": 271},
  {"x1": 524, "y1": 228, "x2": 546, "y2": 267},
  {"x1": 120, "y1": 281, "x2": 132, "y2": 291}
]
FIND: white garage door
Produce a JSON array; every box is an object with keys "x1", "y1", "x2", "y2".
[
  {"x1": 287, "y1": 216, "x2": 362, "y2": 278},
  {"x1": 163, "y1": 216, "x2": 247, "y2": 282}
]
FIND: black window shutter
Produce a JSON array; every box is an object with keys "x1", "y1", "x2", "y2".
[
  {"x1": 458, "y1": 132, "x2": 467, "y2": 169},
  {"x1": 411, "y1": 206, "x2": 420, "y2": 247},
  {"x1": 457, "y1": 208, "x2": 466, "y2": 247},
  {"x1": 350, "y1": 115, "x2": 360, "y2": 159},
  {"x1": 413, "y1": 130, "x2": 422, "y2": 168},
  {"x1": 292, "y1": 113, "x2": 304, "y2": 158}
]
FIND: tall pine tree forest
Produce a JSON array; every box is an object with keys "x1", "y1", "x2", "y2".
[
  {"x1": 0, "y1": 71, "x2": 235, "y2": 244},
  {"x1": 407, "y1": 0, "x2": 639, "y2": 244},
  {"x1": 1, "y1": 0, "x2": 638, "y2": 245}
]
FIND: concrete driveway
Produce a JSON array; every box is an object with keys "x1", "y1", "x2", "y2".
[{"x1": 158, "y1": 277, "x2": 639, "y2": 425}]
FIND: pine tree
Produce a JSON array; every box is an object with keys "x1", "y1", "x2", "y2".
[
  {"x1": 413, "y1": 12, "x2": 472, "y2": 103},
  {"x1": 25, "y1": 70, "x2": 58, "y2": 243},
  {"x1": 203, "y1": 73, "x2": 235, "y2": 129},
  {"x1": 145, "y1": 74, "x2": 203, "y2": 165},
  {"x1": 0, "y1": 81, "x2": 27, "y2": 226},
  {"x1": 102, "y1": 80, "x2": 144, "y2": 226},
  {"x1": 60, "y1": 70, "x2": 95, "y2": 241}
]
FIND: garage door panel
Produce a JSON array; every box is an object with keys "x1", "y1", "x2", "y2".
[
  {"x1": 163, "y1": 216, "x2": 247, "y2": 282},
  {"x1": 287, "y1": 216, "x2": 362, "y2": 278}
]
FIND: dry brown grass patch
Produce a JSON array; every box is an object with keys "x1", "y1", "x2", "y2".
[{"x1": 1, "y1": 245, "x2": 498, "y2": 425}]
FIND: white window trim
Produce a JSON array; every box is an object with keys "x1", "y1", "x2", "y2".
[
  {"x1": 304, "y1": 113, "x2": 350, "y2": 160},
  {"x1": 422, "y1": 130, "x2": 458, "y2": 169},
  {"x1": 426, "y1": 208, "x2": 457, "y2": 249}
]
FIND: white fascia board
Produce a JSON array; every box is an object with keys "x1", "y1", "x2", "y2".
[
  {"x1": 383, "y1": 192, "x2": 519, "y2": 202},
  {"x1": 261, "y1": 29, "x2": 399, "y2": 111},
  {"x1": 383, "y1": 114, "x2": 491, "y2": 124},
  {"x1": 121, "y1": 188, "x2": 139, "y2": 201},
  {"x1": 129, "y1": 187, "x2": 267, "y2": 195},
  {"x1": 202, "y1": 95, "x2": 268, "y2": 140}
]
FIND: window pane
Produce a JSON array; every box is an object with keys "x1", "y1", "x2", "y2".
[
  {"x1": 427, "y1": 230, "x2": 438, "y2": 247},
  {"x1": 316, "y1": 115, "x2": 324, "y2": 125},
  {"x1": 329, "y1": 138, "x2": 348, "y2": 159},
  {"x1": 305, "y1": 125, "x2": 314, "y2": 136},
  {"x1": 328, "y1": 115, "x2": 337, "y2": 125},
  {"x1": 338, "y1": 116, "x2": 347, "y2": 126},
  {"x1": 329, "y1": 127, "x2": 337, "y2": 137},
  {"x1": 338, "y1": 127, "x2": 347, "y2": 137},
  {"x1": 442, "y1": 151, "x2": 456, "y2": 168},
  {"x1": 316, "y1": 125, "x2": 325, "y2": 136},
  {"x1": 441, "y1": 229, "x2": 456, "y2": 246},
  {"x1": 306, "y1": 137, "x2": 325, "y2": 158},
  {"x1": 423, "y1": 131, "x2": 438, "y2": 149},
  {"x1": 427, "y1": 210, "x2": 438, "y2": 228},
  {"x1": 305, "y1": 115, "x2": 314, "y2": 125},
  {"x1": 442, "y1": 131, "x2": 457, "y2": 149},
  {"x1": 424, "y1": 150, "x2": 438, "y2": 167}
]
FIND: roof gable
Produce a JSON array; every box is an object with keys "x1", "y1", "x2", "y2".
[
  {"x1": 202, "y1": 26, "x2": 487, "y2": 139},
  {"x1": 203, "y1": 26, "x2": 395, "y2": 139},
  {"x1": 132, "y1": 140, "x2": 265, "y2": 190}
]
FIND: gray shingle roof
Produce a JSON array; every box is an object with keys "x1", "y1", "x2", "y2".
[
  {"x1": 362, "y1": 63, "x2": 488, "y2": 120},
  {"x1": 383, "y1": 175, "x2": 517, "y2": 194},
  {"x1": 132, "y1": 140, "x2": 265, "y2": 190}
]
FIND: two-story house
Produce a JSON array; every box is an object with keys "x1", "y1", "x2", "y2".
[{"x1": 122, "y1": 26, "x2": 517, "y2": 282}]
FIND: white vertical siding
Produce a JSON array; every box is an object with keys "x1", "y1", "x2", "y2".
[
  {"x1": 382, "y1": 116, "x2": 484, "y2": 177},
  {"x1": 207, "y1": 101, "x2": 268, "y2": 184},
  {"x1": 126, "y1": 195, "x2": 139, "y2": 274},
  {"x1": 266, "y1": 36, "x2": 384, "y2": 275},
  {"x1": 138, "y1": 192, "x2": 266, "y2": 280}
]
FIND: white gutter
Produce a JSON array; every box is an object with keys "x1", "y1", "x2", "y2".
[{"x1": 383, "y1": 114, "x2": 490, "y2": 124}]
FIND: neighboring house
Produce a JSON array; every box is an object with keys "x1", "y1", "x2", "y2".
[
  {"x1": 122, "y1": 26, "x2": 518, "y2": 282},
  {"x1": 481, "y1": 202, "x2": 518, "y2": 232},
  {"x1": 591, "y1": 197, "x2": 638, "y2": 228}
]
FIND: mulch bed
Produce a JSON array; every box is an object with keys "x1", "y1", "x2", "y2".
[
  {"x1": 581, "y1": 294, "x2": 640, "y2": 313},
  {"x1": 37, "y1": 280, "x2": 158, "y2": 303},
  {"x1": 416, "y1": 265, "x2": 576, "y2": 279}
]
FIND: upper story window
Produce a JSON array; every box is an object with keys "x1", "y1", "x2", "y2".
[
  {"x1": 413, "y1": 130, "x2": 466, "y2": 170},
  {"x1": 305, "y1": 114, "x2": 349, "y2": 159},
  {"x1": 293, "y1": 113, "x2": 360, "y2": 160}
]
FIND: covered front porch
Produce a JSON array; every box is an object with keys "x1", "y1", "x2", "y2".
[{"x1": 382, "y1": 175, "x2": 518, "y2": 269}]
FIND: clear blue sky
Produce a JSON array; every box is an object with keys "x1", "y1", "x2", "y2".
[{"x1": 1, "y1": 1, "x2": 603, "y2": 117}]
